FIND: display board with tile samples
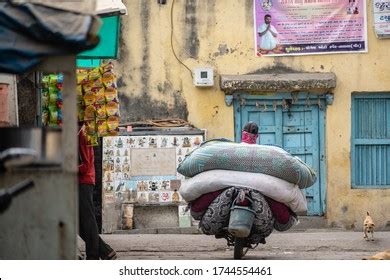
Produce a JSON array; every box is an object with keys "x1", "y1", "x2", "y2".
[{"x1": 102, "y1": 133, "x2": 204, "y2": 230}]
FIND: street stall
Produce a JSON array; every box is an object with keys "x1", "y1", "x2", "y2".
[
  {"x1": 0, "y1": 0, "x2": 101, "y2": 259},
  {"x1": 35, "y1": 4, "x2": 127, "y2": 232}
]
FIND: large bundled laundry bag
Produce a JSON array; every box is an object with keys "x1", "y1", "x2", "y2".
[
  {"x1": 177, "y1": 139, "x2": 316, "y2": 189},
  {"x1": 179, "y1": 169, "x2": 308, "y2": 213}
]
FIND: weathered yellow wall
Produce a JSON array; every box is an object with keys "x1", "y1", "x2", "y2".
[{"x1": 117, "y1": 0, "x2": 390, "y2": 229}]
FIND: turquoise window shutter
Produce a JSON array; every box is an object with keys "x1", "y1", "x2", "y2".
[
  {"x1": 77, "y1": 16, "x2": 120, "y2": 59},
  {"x1": 351, "y1": 94, "x2": 390, "y2": 188},
  {"x1": 76, "y1": 59, "x2": 101, "y2": 68}
]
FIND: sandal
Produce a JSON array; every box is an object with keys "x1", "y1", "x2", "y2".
[{"x1": 104, "y1": 250, "x2": 117, "y2": 260}]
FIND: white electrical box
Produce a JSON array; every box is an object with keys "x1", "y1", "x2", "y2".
[{"x1": 193, "y1": 67, "x2": 214, "y2": 87}]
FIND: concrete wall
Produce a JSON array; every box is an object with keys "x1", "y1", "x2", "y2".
[
  {"x1": 0, "y1": 171, "x2": 77, "y2": 259},
  {"x1": 116, "y1": 1, "x2": 390, "y2": 229}
]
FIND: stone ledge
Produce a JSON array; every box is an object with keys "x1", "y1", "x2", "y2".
[{"x1": 220, "y1": 73, "x2": 336, "y2": 94}]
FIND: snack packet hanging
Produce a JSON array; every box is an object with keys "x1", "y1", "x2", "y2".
[
  {"x1": 95, "y1": 104, "x2": 107, "y2": 120},
  {"x1": 91, "y1": 78, "x2": 104, "y2": 88},
  {"x1": 104, "y1": 88, "x2": 118, "y2": 103},
  {"x1": 97, "y1": 120, "x2": 108, "y2": 136},
  {"x1": 77, "y1": 94, "x2": 85, "y2": 106},
  {"x1": 83, "y1": 92, "x2": 96, "y2": 106},
  {"x1": 42, "y1": 109, "x2": 49, "y2": 126},
  {"x1": 106, "y1": 101, "x2": 120, "y2": 117},
  {"x1": 48, "y1": 88, "x2": 59, "y2": 105},
  {"x1": 87, "y1": 134, "x2": 99, "y2": 146},
  {"x1": 41, "y1": 75, "x2": 50, "y2": 88},
  {"x1": 48, "y1": 106, "x2": 61, "y2": 127},
  {"x1": 41, "y1": 90, "x2": 49, "y2": 108},
  {"x1": 100, "y1": 61, "x2": 114, "y2": 73},
  {"x1": 88, "y1": 68, "x2": 101, "y2": 81},
  {"x1": 84, "y1": 105, "x2": 96, "y2": 121},
  {"x1": 84, "y1": 120, "x2": 96, "y2": 135},
  {"x1": 107, "y1": 116, "x2": 119, "y2": 135},
  {"x1": 82, "y1": 82, "x2": 94, "y2": 94},
  {"x1": 78, "y1": 107, "x2": 85, "y2": 122},
  {"x1": 94, "y1": 87, "x2": 106, "y2": 104},
  {"x1": 77, "y1": 85, "x2": 83, "y2": 95},
  {"x1": 77, "y1": 71, "x2": 89, "y2": 85}
]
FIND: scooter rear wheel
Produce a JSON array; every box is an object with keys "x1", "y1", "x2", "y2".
[{"x1": 234, "y1": 237, "x2": 249, "y2": 259}]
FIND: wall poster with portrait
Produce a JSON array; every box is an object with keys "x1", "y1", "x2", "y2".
[{"x1": 254, "y1": 0, "x2": 368, "y2": 56}]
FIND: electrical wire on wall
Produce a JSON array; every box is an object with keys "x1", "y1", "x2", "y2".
[{"x1": 170, "y1": 0, "x2": 193, "y2": 79}]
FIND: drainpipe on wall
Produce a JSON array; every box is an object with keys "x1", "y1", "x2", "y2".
[{"x1": 0, "y1": 74, "x2": 18, "y2": 127}]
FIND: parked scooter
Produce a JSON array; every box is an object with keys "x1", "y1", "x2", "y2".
[
  {"x1": 227, "y1": 190, "x2": 257, "y2": 259},
  {"x1": 205, "y1": 188, "x2": 268, "y2": 260}
]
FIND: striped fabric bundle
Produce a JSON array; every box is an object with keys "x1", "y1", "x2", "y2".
[{"x1": 177, "y1": 139, "x2": 316, "y2": 189}]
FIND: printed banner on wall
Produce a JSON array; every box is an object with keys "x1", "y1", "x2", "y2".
[
  {"x1": 373, "y1": 0, "x2": 390, "y2": 38},
  {"x1": 254, "y1": 0, "x2": 368, "y2": 56}
]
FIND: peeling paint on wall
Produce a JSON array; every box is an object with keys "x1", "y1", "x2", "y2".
[
  {"x1": 205, "y1": 1, "x2": 216, "y2": 32},
  {"x1": 247, "y1": 62, "x2": 303, "y2": 74},
  {"x1": 213, "y1": 44, "x2": 229, "y2": 58},
  {"x1": 157, "y1": 81, "x2": 173, "y2": 95},
  {"x1": 140, "y1": 1, "x2": 151, "y2": 95},
  {"x1": 245, "y1": 0, "x2": 253, "y2": 27},
  {"x1": 184, "y1": 0, "x2": 200, "y2": 59},
  {"x1": 119, "y1": 91, "x2": 188, "y2": 123}
]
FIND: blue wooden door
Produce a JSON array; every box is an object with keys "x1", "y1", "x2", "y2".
[{"x1": 234, "y1": 94, "x2": 326, "y2": 215}]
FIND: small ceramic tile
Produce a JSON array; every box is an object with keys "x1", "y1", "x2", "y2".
[
  {"x1": 116, "y1": 137, "x2": 125, "y2": 149},
  {"x1": 137, "y1": 192, "x2": 149, "y2": 203},
  {"x1": 170, "y1": 179, "x2": 181, "y2": 191},
  {"x1": 148, "y1": 191, "x2": 160, "y2": 203},
  {"x1": 114, "y1": 181, "x2": 126, "y2": 192},
  {"x1": 160, "y1": 180, "x2": 170, "y2": 191},
  {"x1": 148, "y1": 181, "x2": 160, "y2": 191},
  {"x1": 104, "y1": 193, "x2": 115, "y2": 204},
  {"x1": 161, "y1": 137, "x2": 168, "y2": 148},
  {"x1": 103, "y1": 182, "x2": 114, "y2": 192},
  {"x1": 148, "y1": 137, "x2": 158, "y2": 148},
  {"x1": 159, "y1": 191, "x2": 172, "y2": 203},
  {"x1": 136, "y1": 181, "x2": 148, "y2": 192},
  {"x1": 172, "y1": 189, "x2": 180, "y2": 203},
  {"x1": 182, "y1": 136, "x2": 192, "y2": 148}
]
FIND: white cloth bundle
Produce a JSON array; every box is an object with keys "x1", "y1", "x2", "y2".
[{"x1": 180, "y1": 169, "x2": 308, "y2": 213}]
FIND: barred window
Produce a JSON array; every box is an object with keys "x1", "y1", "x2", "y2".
[{"x1": 351, "y1": 93, "x2": 390, "y2": 188}]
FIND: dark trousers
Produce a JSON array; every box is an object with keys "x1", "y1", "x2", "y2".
[{"x1": 79, "y1": 184, "x2": 113, "y2": 259}]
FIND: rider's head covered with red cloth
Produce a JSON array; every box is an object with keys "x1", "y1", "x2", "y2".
[{"x1": 241, "y1": 121, "x2": 259, "y2": 144}]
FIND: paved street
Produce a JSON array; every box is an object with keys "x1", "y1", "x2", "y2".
[{"x1": 88, "y1": 230, "x2": 390, "y2": 260}]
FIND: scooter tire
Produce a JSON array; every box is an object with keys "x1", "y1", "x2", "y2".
[{"x1": 234, "y1": 237, "x2": 248, "y2": 259}]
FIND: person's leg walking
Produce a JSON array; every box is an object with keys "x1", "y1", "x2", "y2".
[
  {"x1": 98, "y1": 237, "x2": 116, "y2": 259},
  {"x1": 79, "y1": 184, "x2": 100, "y2": 259}
]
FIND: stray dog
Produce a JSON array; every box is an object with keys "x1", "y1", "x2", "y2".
[
  {"x1": 362, "y1": 250, "x2": 390, "y2": 260},
  {"x1": 363, "y1": 212, "x2": 375, "y2": 241}
]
